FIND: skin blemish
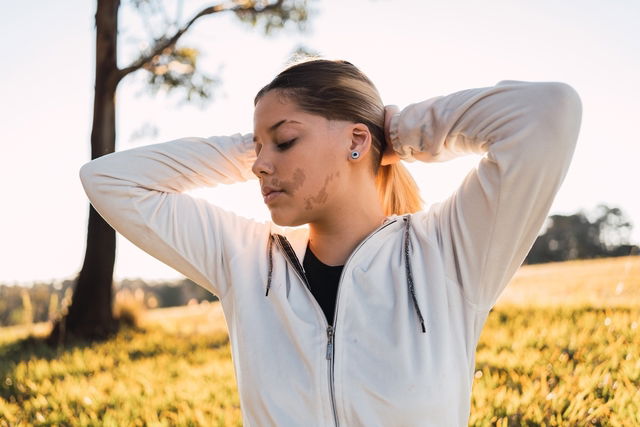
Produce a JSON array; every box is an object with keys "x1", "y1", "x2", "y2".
[
  {"x1": 304, "y1": 171, "x2": 339, "y2": 210},
  {"x1": 290, "y1": 168, "x2": 306, "y2": 193},
  {"x1": 271, "y1": 168, "x2": 306, "y2": 195}
]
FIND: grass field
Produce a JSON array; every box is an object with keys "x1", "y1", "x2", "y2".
[{"x1": 1, "y1": 256, "x2": 639, "y2": 426}]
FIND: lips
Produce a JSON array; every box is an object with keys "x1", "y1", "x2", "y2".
[{"x1": 261, "y1": 185, "x2": 285, "y2": 204}]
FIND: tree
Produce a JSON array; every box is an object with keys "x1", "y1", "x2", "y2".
[
  {"x1": 524, "y1": 204, "x2": 638, "y2": 264},
  {"x1": 49, "y1": 0, "x2": 313, "y2": 344},
  {"x1": 590, "y1": 204, "x2": 634, "y2": 253}
]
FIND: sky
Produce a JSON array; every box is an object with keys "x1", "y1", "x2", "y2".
[{"x1": 1, "y1": 0, "x2": 638, "y2": 285}]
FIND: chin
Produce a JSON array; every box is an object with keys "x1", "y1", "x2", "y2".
[{"x1": 270, "y1": 210, "x2": 308, "y2": 227}]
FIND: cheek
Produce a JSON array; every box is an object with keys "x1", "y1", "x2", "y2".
[
  {"x1": 271, "y1": 167, "x2": 307, "y2": 194},
  {"x1": 289, "y1": 168, "x2": 306, "y2": 193}
]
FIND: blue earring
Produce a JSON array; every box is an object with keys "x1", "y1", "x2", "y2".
[{"x1": 350, "y1": 151, "x2": 360, "y2": 160}]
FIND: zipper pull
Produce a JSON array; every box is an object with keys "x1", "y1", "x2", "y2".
[{"x1": 326, "y1": 325, "x2": 334, "y2": 360}]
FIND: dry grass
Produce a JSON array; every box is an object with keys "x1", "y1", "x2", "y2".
[
  {"x1": 497, "y1": 255, "x2": 640, "y2": 307},
  {"x1": 140, "y1": 300, "x2": 228, "y2": 336},
  {"x1": 1, "y1": 256, "x2": 639, "y2": 425}
]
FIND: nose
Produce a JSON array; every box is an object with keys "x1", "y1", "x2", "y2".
[{"x1": 251, "y1": 149, "x2": 274, "y2": 178}]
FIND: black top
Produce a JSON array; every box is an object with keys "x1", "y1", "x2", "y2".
[{"x1": 302, "y1": 243, "x2": 344, "y2": 325}]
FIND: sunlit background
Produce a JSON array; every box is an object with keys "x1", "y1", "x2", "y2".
[{"x1": 1, "y1": 0, "x2": 638, "y2": 285}]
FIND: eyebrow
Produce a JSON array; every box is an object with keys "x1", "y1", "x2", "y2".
[{"x1": 253, "y1": 120, "x2": 302, "y2": 142}]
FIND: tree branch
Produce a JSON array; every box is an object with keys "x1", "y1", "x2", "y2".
[{"x1": 118, "y1": 0, "x2": 285, "y2": 80}]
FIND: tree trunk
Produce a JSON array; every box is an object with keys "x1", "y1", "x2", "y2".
[{"x1": 49, "y1": 0, "x2": 121, "y2": 344}]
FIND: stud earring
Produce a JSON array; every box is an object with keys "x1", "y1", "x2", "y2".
[{"x1": 350, "y1": 151, "x2": 360, "y2": 160}]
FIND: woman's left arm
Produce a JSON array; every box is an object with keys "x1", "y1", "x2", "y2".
[{"x1": 389, "y1": 80, "x2": 582, "y2": 311}]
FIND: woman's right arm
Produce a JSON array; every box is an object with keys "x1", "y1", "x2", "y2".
[{"x1": 79, "y1": 132, "x2": 267, "y2": 299}]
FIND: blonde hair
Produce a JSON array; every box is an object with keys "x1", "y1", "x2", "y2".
[{"x1": 254, "y1": 58, "x2": 422, "y2": 216}]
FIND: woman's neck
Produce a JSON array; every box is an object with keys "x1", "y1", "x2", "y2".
[{"x1": 307, "y1": 186, "x2": 386, "y2": 266}]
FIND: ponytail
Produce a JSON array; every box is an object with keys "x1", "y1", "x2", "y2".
[{"x1": 375, "y1": 163, "x2": 423, "y2": 216}]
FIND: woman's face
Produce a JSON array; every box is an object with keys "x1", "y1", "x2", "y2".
[{"x1": 252, "y1": 90, "x2": 354, "y2": 226}]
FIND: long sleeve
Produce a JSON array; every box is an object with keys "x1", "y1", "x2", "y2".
[
  {"x1": 390, "y1": 80, "x2": 582, "y2": 311},
  {"x1": 79, "y1": 132, "x2": 267, "y2": 299}
]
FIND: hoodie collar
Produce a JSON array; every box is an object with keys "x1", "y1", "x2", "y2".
[
  {"x1": 266, "y1": 214, "x2": 426, "y2": 334},
  {"x1": 270, "y1": 215, "x2": 400, "y2": 267}
]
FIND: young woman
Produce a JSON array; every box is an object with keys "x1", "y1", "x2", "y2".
[{"x1": 79, "y1": 59, "x2": 582, "y2": 426}]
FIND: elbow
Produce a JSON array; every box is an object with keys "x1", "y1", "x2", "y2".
[
  {"x1": 491, "y1": 81, "x2": 583, "y2": 179},
  {"x1": 545, "y1": 82, "x2": 582, "y2": 128},
  {"x1": 534, "y1": 82, "x2": 583, "y2": 146},
  {"x1": 79, "y1": 159, "x2": 104, "y2": 198},
  {"x1": 527, "y1": 82, "x2": 583, "y2": 179},
  {"x1": 79, "y1": 161, "x2": 91, "y2": 182},
  {"x1": 79, "y1": 161, "x2": 95, "y2": 189},
  {"x1": 503, "y1": 81, "x2": 583, "y2": 162},
  {"x1": 491, "y1": 80, "x2": 582, "y2": 149}
]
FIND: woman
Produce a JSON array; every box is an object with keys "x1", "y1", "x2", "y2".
[{"x1": 79, "y1": 59, "x2": 582, "y2": 426}]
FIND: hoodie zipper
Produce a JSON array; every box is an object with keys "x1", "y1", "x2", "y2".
[
  {"x1": 325, "y1": 324, "x2": 338, "y2": 427},
  {"x1": 274, "y1": 218, "x2": 398, "y2": 427}
]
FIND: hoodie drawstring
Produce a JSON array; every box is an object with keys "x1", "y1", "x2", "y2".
[
  {"x1": 265, "y1": 234, "x2": 274, "y2": 296},
  {"x1": 403, "y1": 215, "x2": 427, "y2": 333}
]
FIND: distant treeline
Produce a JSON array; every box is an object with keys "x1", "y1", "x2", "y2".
[
  {"x1": 524, "y1": 204, "x2": 638, "y2": 264},
  {"x1": 0, "y1": 278, "x2": 217, "y2": 327},
  {"x1": 1, "y1": 204, "x2": 636, "y2": 328}
]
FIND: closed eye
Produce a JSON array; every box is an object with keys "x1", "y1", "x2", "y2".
[{"x1": 276, "y1": 138, "x2": 297, "y2": 151}]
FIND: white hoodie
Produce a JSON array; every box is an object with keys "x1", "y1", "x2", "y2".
[{"x1": 79, "y1": 80, "x2": 582, "y2": 426}]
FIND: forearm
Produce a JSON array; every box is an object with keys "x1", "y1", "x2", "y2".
[
  {"x1": 79, "y1": 132, "x2": 257, "y2": 196},
  {"x1": 389, "y1": 80, "x2": 582, "y2": 165}
]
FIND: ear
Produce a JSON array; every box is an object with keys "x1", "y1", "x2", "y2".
[{"x1": 348, "y1": 123, "x2": 372, "y2": 160}]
